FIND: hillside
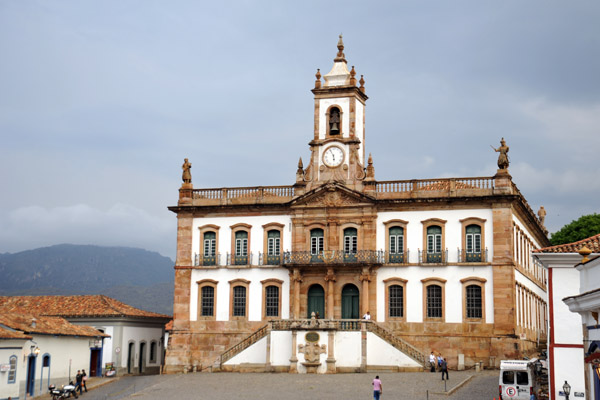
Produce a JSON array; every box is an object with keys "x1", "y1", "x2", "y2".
[{"x1": 0, "y1": 244, "x2": 174, "y2": 315}]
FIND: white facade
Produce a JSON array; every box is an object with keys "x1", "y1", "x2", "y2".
[
  {"x1": 0, "y1": 335, "x2": 92, "y2": 399},
  {"x1": 535, "y1": 253, "x2": 587, "y2": 400}
]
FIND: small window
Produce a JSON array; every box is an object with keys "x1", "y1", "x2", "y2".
[
  {"x1": 8, "y1": 355, "x2": 17, "y2": 383},
  {"x1": 201, "y1": 286, "x2": 215, "y2": 316},
  {"x1": 427, "y1": 285, "x2": 442, "y2": 318},
  {"x1": 265, "y1": 285, "x2": 279, "y2": 317},
  {"x1": 343, "y1": 228, "x2": 357, "y2": 254},
  {"x1": 43, "y1": 355, "x2": 50, "y2": 367},
  {"x1": 149, "y1": 341, "x2": 157, "y2": 363},
  {"x1": 465, "y1": 225, "x2": 481, "y2": 253},
  {"x1": 267, "y1": 230, "x2": 280, "y2": 256},
  {"x1": 502, "y1": 371, "x2": 515, "y2": 384},
  {"x1": 204, "y1": 232, "x2": 216, "y2": 256},
  {"x1": 235, "y1": 231, "x2": 248, "y2": 265},
  {"x1": 233, "y1": 286, "x2": 246, "y2": 317},
  {"x1": 389, "y1": 285, "x2": 404, "y2": 318},
  {"x1": 516, "y1": 371, "x2": 529, "y2": 385},
  {"x1": 466, "y1": 285, "x2": 482, "y2": 319}
]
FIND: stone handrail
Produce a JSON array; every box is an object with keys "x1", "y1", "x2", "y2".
[
  {"x1": 366, "y1": 321, "x2": 426, "y2": 366},
  {"x1": 376, "y1": 177, "x2": 495, "y2": 193},
  {"x1": 193, "y1": 185, "x2": 295, "y2": 201},
  {"x1": 218, "y1": 324, "x2": 269, "y2": 366}
]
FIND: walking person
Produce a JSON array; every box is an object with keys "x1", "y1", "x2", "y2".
[
  {"x1": 429, "y1": 351, "x2": 436, "y2": 372},
  {"x1": 82, "y1": 369, "x2": 88, "y2": 392},
  {"x1": 75, "y1": 370, "x2": 83, "y2": 394},
  {"x1": 441, "y1": 358, "x2": 449, "y2": 381},
  {"x1": 372, "y1": 375, "x2": 383, "y2": 400},
  {"x1": 437, "y1": 353, "x2": 443, "y2": 371}
]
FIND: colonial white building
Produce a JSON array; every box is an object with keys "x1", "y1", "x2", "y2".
[
  {"x1": 0, "y1": 312, "x2": 106, "y2": 399},
  {"x1": 0, "y1": 295, "x2": 171, "y2": 378},
  {"x1": 165, "y1": 36, "x2": 550, "y2": 374},
  {"x1": 535, "y1": 233, "x2": 600, "y2": 400}
]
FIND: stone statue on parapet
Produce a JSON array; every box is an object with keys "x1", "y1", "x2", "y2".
[
  {"x1": 538, "y1": 206, "x2": 547, "y2": 226},
  {"x1": 491, "y1": 138, "x2": 510, "y2": 170},
  {"x1": 182, "y1": 158, "x2": 192, "y2": 184}
]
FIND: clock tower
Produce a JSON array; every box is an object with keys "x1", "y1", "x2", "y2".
[{"x1": 299, "y1": 36, "x2": 371, "y2": 192}]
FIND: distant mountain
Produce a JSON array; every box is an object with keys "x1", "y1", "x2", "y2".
[{"x1": 0, "y1": 244, "x2": 174, "y2": 315}]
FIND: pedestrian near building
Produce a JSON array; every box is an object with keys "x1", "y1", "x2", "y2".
[
  {"x1": 441, "y1": 358, "x2": 449, "y2": 381},
  {"x1": 437, "y1": 353, "x2": 443, "y2": 371},
  {"x1": 372, "y1": 375, "x2": 383, "y2": 400},
  {"x1": 363, "y1": 311, "x2": 371, "y2": 320},
  {"x1": 75, "y1": 370, "x2": 83, "y2": 394},
  {"x1": 429, "y1": 351, "x2": 436, "y2": 372},
  {"x1": 82, "y1": 369, "x2": 88, "y2": 392}
]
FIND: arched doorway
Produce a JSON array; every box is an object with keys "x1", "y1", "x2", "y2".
[
  {"x1": 307, "y1": 284, "x2": 325, "y2": 318},
  {"x1": 138, "y1": 342, "x2": 146, "y2": 374},
  {"x1": 26, "y1": 354, "x2": 36, "y2": 396},
  {"x1": 341, "y1": 284, "x2": 360, "y2": 319},
  {"x1": 127, "y1": 342, "x2": 135, "y2": 374}
]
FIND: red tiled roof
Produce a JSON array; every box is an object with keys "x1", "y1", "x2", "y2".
[
  {"x1": 0, "y1": 312, "x2": 108, "y2": 338},
  {"x1": 0, "y1": 325, "x2": 32, "y2": 340},
  {"x1": 0, "y1": 295, "x2": 171, "y2": 320},
  {"x1": 534, "y1": 233, "x2": 600, "y2": 254}
]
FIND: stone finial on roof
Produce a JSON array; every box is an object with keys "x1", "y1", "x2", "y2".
[
  {"x1": 296, "y1": 157, "x2": 304, "y2": 183},
  {"x1": 314, "y1": 69, "x2": 321, "y2": 89},
  {"x1": 359, "y1": 75, "x2": 365, "y2": 93},
  {"x1": 334, "y1": 34, "x2": 346, "y2": 63},
  {"x1": 579, "y1": 245, "x2": 592, "y2": 263},
  {"x1": 350, "y1": 66, "x2": 357, "y2": 86},
  {"x1": 366, "y1": 153, "x2": 375, "y2": 180}
]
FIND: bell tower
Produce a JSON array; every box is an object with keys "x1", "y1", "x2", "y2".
[{"x1": 299, "y1": 36, "x2": 370, "y2": 192}]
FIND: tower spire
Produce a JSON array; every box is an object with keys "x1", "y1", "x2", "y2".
[{"x1": 334, "y1": 34, "x2": 346, "y2": 63}]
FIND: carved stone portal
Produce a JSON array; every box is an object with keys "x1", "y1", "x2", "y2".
[{"x1": 298, "y1": 332, "x2": 327, "y2": 373}]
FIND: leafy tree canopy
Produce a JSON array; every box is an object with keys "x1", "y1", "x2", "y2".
[{"x1": 550, "y1": 213, "x2": 600, "y2": 246}]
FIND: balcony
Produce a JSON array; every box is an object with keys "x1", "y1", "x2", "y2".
[
  {"x1": 386, "y1": 250, "x2": 409, "y2": 264},
  {"x1": 457, "y1": 248, "x2": 489, "y2": 263},
  {"x1": 418, "y1": 250, "x2": 448, "y2": 265},
  {"x1": 282, "y1": 250, "x2": 383, "y2": 265},
  {"x1": 227, "y1": 253, "x2": 254, "y2": 266},
  {"x1": 194, "y1": 253, "x2": 221, "y2": 266}
]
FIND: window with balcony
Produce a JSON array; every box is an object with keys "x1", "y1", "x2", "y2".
[
  {"x1": 203, "y1": 231, "x2": 217, "y2": 265},
  {"x1": 426, "y1": 226, "x2": 442, "y2": 263},
  {"x1": 310, "y1": 229, "x2": 324, "y2": 262},
  {"x1": 235, "y1": 231, "x2": 248, "y2": 265},
  {"x1": 343, "y1": 227, "x2": 357, "y2": 261},
  {"x1": 389, "y1": 226, "x2": 405, "y2": 263},
  {"x1": 267, "y1": 230, "x2": 281, "y2": 265},
  {"x1": 465, "y1": 225, "x2": 482, "y2": 262}
]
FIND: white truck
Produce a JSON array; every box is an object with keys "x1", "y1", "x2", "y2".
[{"x1": 499, "y1": 359, "x2": 542, "y2": 400}]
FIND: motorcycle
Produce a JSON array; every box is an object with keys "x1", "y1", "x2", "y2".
[{"x1": 48, "y1": 382, "x2": 79, "y2": 399}]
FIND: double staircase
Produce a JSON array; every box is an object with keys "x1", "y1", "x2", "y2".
[{"x1": 215, "y1": 319, "x2": 426, "y2": 370}]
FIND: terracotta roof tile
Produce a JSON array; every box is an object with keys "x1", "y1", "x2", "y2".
[
  {"x1": 165, "y1": 319, "x2": 173, "y2": 331},
  {"x1": 0, "y1": 295, "x2": 171, "y2": 320},
  {"x1": 0, "y1": 325, "x2": 32, "y2": 340},
  {"x1": 0, "y1": 312, "x2": 108, "y2": 338},
  {"x1": 534, "y1": 233, "x2": 600, "y2": 254}
]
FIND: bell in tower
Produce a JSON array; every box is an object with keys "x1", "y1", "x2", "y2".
[{"x1": 329, "y1": 107, "x2": 340, "y2": 135}]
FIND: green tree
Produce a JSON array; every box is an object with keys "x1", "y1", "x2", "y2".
[{"x1": 550, "y1": 213, "x2": 600, "y2": 245}]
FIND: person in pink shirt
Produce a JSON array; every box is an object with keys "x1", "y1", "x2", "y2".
[{"x1": 372, "y1": 375, "x2": 383, "y2": 400}]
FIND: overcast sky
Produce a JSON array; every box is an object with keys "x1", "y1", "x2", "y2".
[{"x1": 1, "y1": 1, "x2": 599, "y2": 259}]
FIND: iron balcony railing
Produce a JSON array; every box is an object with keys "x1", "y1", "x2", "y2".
[
  {"x1": 258, "y1": 252, "x2": 283, "y2": 266},
  {"x1": 226, "y1": 253, "x2": 254, "y2": 266},
  {"x1": 386, "y1": 250, "x2": 410, "y2": 264},
  {"x1": 282, "y1": 250, "x2": 384, "y2": 265},
  {"x1": 418, "y1": 249, "x2": 448, "y2": 264},
  {"x1": 194, "y1": 253, "x2": 221, "y2": 266},
  {"x1": 457, "y1": 248, "x2": 489, "y2": 263}
]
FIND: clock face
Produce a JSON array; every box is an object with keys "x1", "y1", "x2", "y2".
[{"x1": 323, "y1": 146, "x2": 344, "y2": 167}]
